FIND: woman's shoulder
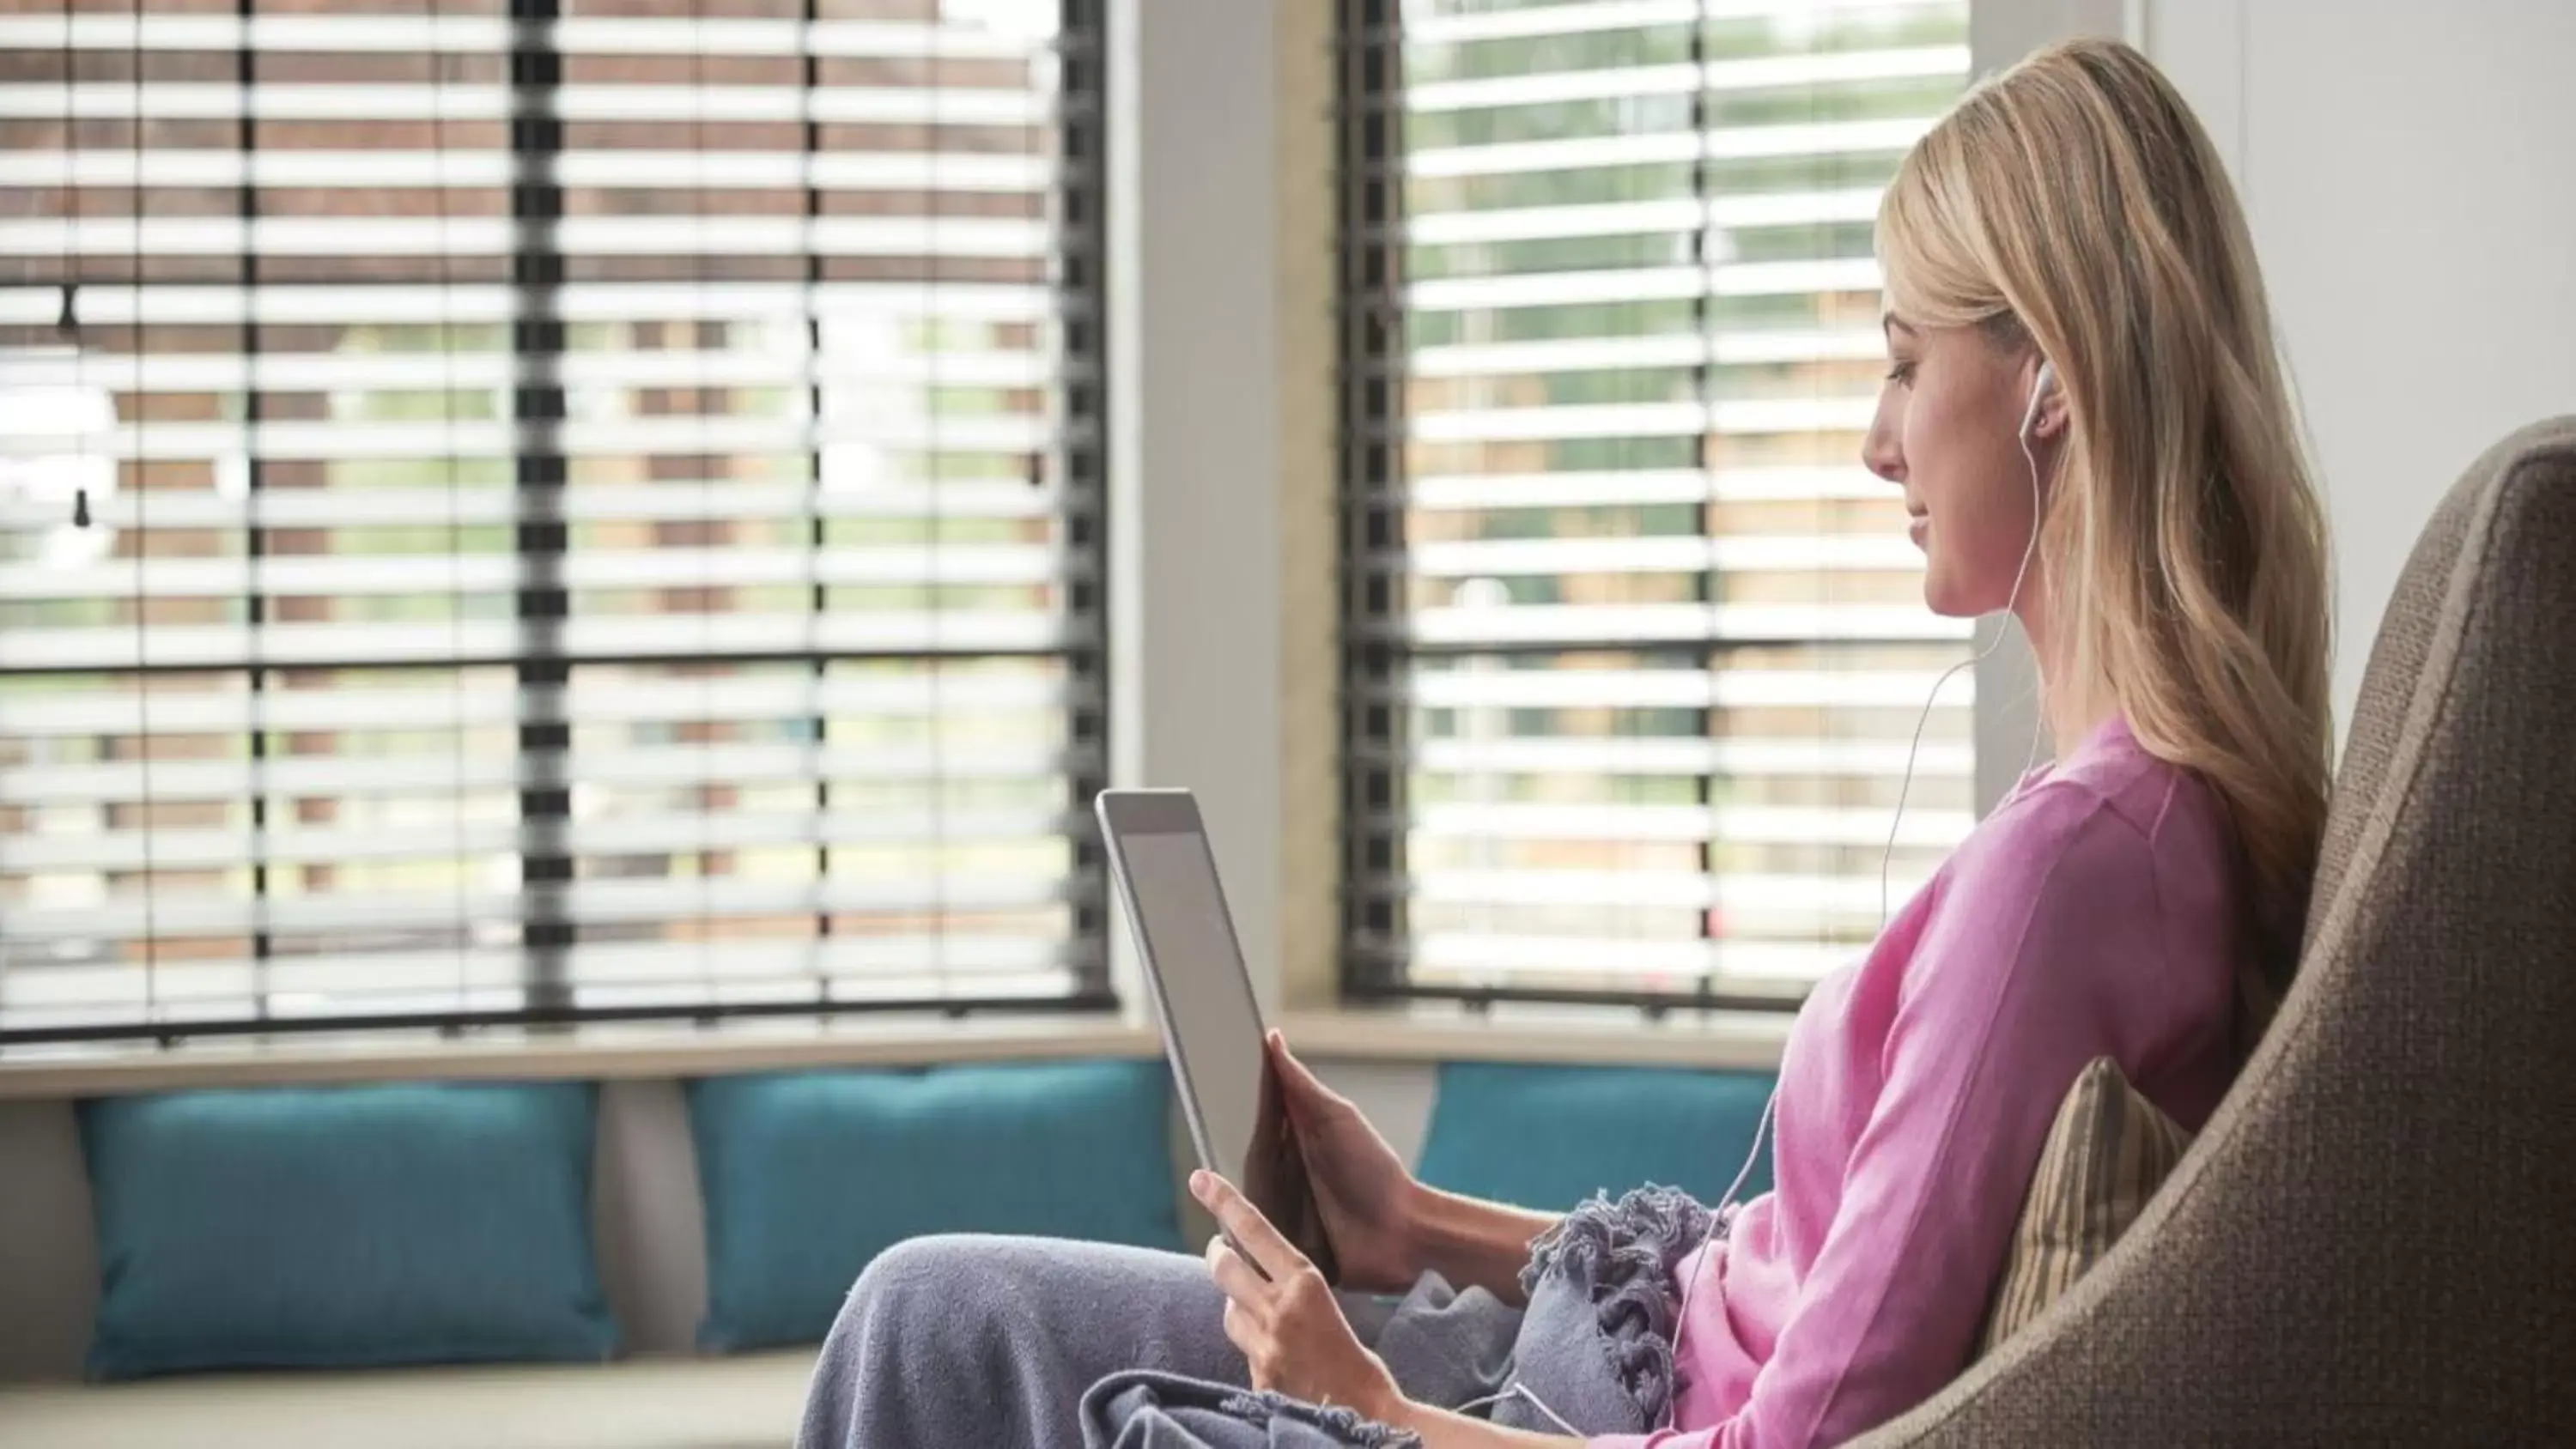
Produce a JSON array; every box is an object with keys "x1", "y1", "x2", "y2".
[
  {"x1": 1947, "y1": 718, "x2": 2227, "y2": 904},
  {"x1": 1988, "y1": 714, "x2": 2224, "y2": 853}
]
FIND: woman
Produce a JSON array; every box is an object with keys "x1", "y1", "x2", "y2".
[{"x1": 799, "y1": 37, "x2": 2330, "y2": 1449}]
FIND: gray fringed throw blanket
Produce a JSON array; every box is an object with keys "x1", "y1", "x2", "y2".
[{"x1": 1078, "y1": 1187, "x2": 1715, "y2": 1448}]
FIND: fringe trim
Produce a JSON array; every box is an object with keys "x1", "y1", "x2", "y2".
[
  {"x1": 1517, "y1": 1184, "x2": 1718, "y2": 1429},
  {"x1": 1212, "y1": 1390, "x2": 1424, "y2": 1448}
]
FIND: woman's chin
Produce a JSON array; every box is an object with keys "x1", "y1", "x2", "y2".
[
  {"x1": 1920, "y1": 578, "x2": 1978, "y2": 618},
  {"x1": 1919, "y1": 576, "x2": 2014, "y2": 620}
]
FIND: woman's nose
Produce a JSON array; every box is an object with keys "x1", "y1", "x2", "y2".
[{"x1": 1862, "y1": 410, "x2": 1905, "y2": 485}]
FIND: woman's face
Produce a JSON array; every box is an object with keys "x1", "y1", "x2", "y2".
[{"x1": 1862, "y1": 316, "x2": 2054, "y2": 618}]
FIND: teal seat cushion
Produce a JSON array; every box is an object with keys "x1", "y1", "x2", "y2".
[
  {"x1": 78, "y1": 1082, "x2": 616, "y2": 1379},
  {"x1": 1416, "y1": 1061, "x2": 1777, "y2": 1213},
  {"x1": 689, "y1": 1057, "x2": 1184, "y2": 1350}
]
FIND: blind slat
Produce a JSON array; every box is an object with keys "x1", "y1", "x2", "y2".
[
  {"x1": 1400, "y1": 45, "x2": 1971, "y2": 112},
  {"x1": 0, "y1": 673, "x2": 1085, "y2": 737},
  {"x1": 1402, "y1": 259, "x2": 1883, "y2": 312},
  {"x1": 0, "y1": 743, "x2": 1093, "y2": 809},
  {"x1": 1395, "y1": 467, "x2": 1887, "y2": 510},
  {"x1": 1399, "y1": 397, "x2": 1877, "y2": 443},
  {"x1": 0, "y1": 349, "x2": 1074, "y2": 395},
  {"x1": 0, "y1": 613, "x2": 1087, "y2": 674},
  {"x1": 0, "y1": 807, "x2": 1079, "y2": 876},
  {"x1": 0, "y1": 415, "x2": 1075, "y2": 464},
  {"x1": 6, "y1": 545, "x2": 1082, "y2": 603},
  {"x1": 1400, "y1": 189, "x2": 1886, "y2": 246},
  {"x1": 0, "y1": 873, "x2": 1090, "y2": 948},
  {"x1": 3, "y1": 482, "x2": 1085, "y2": 536},
  {"x1": 1395, "y1": 0, "x2": 1954, "y2": 46},
  {"x1": 1388, "y1": 667, "x2": 1974, "y2": 710},
  {"x1": 1396, "y1": 737, "x2": 1974, "y2": 779},
  {"x1": 2, "y1": 84, "x2": 1060, "y2": 126},
  {"x1": 5, "y1": 217, "x2": 1068, "y2": 262},
  {"x1": 1382, "y1": 534, "x2": 1926, "y2": 579},
  {"x1": 2, "y1": 941, "x2": 1091, "y2": 1020},
  {"x1": 0, "y1": 15, "x2": 1070, "y2": 59},
  {"x1": 1399, "y1": 119, "x2": 1933, "y2": 179},
  {"x1": 7, "y1": 282, "x2": 1071, "y2": 327},
  {"x1": 1399, "y1": 802, "x2": 1975, "y2": 848},
  {"x1": 1405, "y1": 330, "x2": 1884, "y2": 377},
  {"x1": 0, "y1": 150, "x2": 1066, "y2": 191},
  {"x1": 1376, "y1": 603, "x2": 1971, "y2": 647}
]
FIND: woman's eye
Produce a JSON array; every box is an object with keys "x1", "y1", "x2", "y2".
[{"x1": 1884, "y1": 361, "x2": 1917, "y2": 385}]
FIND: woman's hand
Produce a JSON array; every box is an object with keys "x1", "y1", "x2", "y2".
[
  {"x1": 1193, "y1": 1168, "x2": 1407, "y2": 1426},
  {"x1": 1267, "y1": 1030, "x2": 1424, "y2": 1292}
]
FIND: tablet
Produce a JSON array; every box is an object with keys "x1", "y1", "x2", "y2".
[{"x1": 1095, "y1": 788, "x2": 1339, "y2": 1283}]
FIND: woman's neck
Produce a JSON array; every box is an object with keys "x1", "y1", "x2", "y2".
[{"x1": 2014, "y1": 583, "x2": 2117, "y2": 757}]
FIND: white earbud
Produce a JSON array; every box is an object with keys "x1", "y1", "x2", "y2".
[{"x1": 2018, "y1": 359, "x2": 2057, "y2": 442}]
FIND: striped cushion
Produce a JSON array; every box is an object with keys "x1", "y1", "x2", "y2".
[{"x1": 1975, "y1": 1057, "x2": 2193, "y2": 1357}]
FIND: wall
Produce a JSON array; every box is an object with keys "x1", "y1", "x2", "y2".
[{"x1": 2149, "y1": 0, "x2": 2576, "y2": 732}]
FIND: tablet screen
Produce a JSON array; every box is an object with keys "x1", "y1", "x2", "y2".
[
  {"x1": 1110, "y1": 821, "x2": 1265, "y2": 1185},
  {"x1": 1100, "y1": 791, "x2": 1338, "y2": 1282}
]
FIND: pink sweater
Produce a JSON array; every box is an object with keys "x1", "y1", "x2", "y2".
[{"x1": 1596, "y1": 716, "x2": 2245, "y2": 1449}]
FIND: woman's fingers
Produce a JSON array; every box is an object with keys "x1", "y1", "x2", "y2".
[
  {"x1": 1208, "y1": 1235, "x2": 1278, "y2": 1389},
  {"x1": 1204, "y1": 1232, "x2": 1267, "y2": 1306},
  {"x1": 1218, "y1": 1298, "x2": 1261, "y2": 1380},
  {"x1": 1267, "y1": 1030, "x2": 1344, "y2": 1106},
  {"x1": 1191, "y1": 1169, "x2": 1305, "y2": 1281}
]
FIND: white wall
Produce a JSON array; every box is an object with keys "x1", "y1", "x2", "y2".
[{"x1": 2149, "y1": 0, "x2": 2576, "y2": 732}]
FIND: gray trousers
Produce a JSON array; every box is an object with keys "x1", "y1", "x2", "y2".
[{"x1": 795, "y1": 1234, "x2": 1519, "y2": 1449}]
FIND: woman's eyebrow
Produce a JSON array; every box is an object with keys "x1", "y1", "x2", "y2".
[{"x1": 1881, "y1": 312, "x2": 1917, "y2": 339}]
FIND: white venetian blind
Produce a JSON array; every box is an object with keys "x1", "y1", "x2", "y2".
[
  {"x1": 1343, "y1": 0, "x2": 1976, "y2": 1009},
  {"x1": 0, "y1": 0, "x2": 1109, "y2": 1040}
]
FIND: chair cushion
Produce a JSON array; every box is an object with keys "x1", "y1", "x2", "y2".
[
  {"x1": 0, "y1": 1349, "x2": 815, "y2": 1449},
  {"x1": 79, "y1": 1082, "x2": 615, "y2": 1379},
  {"x1": 1415, "y1": 1061, "x2": 1777, "y2": 1212},
  {"x1": 1974, "y1": 1057, "x2": 2192, "y2": 1357},
  {"x1": 688, "y1": 1057, "x2": 1183, "y2": 1350}
]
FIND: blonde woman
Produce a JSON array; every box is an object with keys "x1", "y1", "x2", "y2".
[{"x1": 800, "y1": 37, "x2": 2331, "y2": 1449}]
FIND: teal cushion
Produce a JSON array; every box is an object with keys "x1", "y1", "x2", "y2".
[
  {"x1": 689, "y1": 1057, "x2": 1184, "y2": 1350},
  {"x1": 1416, "y1": 1061, "x2": 1777, "y2": 1213},
  {"x1": 79, "y1": 1082, "x2": 616, "y2": 1379}
]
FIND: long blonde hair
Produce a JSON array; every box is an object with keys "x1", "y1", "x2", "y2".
[{"x1": 1877, "y1": 39, "x2": 2332, "y2": 1009}]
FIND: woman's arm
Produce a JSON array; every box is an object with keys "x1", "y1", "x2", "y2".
[
  {"x1": 1589, "y1": 793, "x2": 2164, "y2": 1449},
  {"x1": 1402, "y1": 1182, "x2": 1562, "y2": 1307},
  {"x1": 1375, "y1": 1399, "x2": 1582, "y2": 1449},
  {"x1": 1195, "y1": 1169, "x2": 1582, "y2": 1446}
]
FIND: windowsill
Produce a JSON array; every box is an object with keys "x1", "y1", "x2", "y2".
[
  {"x1": 1279, "y1": 1003, "x2": 1792, "y2": 1073},
  {"x1": 0, "y1": 1014, "x2": 1163, "y2": 1100},
  {"x1": 0, "y1": 1001, "x2": 1793, "y2": 1100}
]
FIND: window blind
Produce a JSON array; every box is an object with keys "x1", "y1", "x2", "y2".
[
  {"x1": 1340, "y1": 0, "x2": 1976, "y2": 1012},
  {"x1": 0, "y1": 0, "x2": 1109, "y2": 1043}
]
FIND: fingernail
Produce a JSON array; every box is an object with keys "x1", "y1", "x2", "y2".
[{"x1": 1188, "y1": 1169, "x2": 1210, "y2": 1200}]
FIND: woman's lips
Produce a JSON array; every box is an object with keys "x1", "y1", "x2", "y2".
[{"x1": 1907, "y1": 513, "x2": 1930, "y2": 549}]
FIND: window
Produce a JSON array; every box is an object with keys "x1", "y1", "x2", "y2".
[
  {"x1": 1339, "y1": 0, "x2": 1975, "y2": 1012},
  {"x1": 0, "y1": 0, "x2": 1109, "y2": 1043}
]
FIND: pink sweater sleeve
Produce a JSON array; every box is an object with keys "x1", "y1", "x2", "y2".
[{"x1": 1593, "y1": 791, "x2": 2160, "y2": 1449}]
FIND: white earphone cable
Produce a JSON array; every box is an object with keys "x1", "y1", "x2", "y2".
[{"x1": 1656, "y1": 361, "x2": 2058, "y2": 1435}]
